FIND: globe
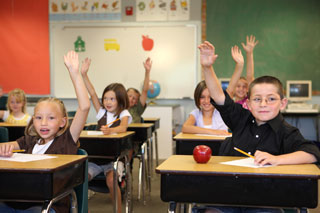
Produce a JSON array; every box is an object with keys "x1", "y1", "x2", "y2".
[{"x1": 147, "y1": 80, "x2": 161, "y2": 99}]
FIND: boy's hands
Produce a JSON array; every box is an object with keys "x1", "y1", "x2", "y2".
[
  {"x1": 241, "y1": 35, "x2": 259, "y2": 54},
  {"x1": 254, "y1": 150, "x2": 279, "y2": 166},
  {"x1": 81, "y1": 58, "x2": 91, "y2": 75},
  {"x1": 0, "y1": 144, "x2": 14, "y2": 157},
  {"x1": 198, "y1": 41, "x2": 218, "y2": 68},
  {"x1": 64, "y1": 51, "x2": 79, "y2": 73},
  {"x1": 143, "y1": 57, "x2": 152, "y2": 74},
  {"x1": 231, "y1": 45, "x2": 244, "y2": 65}
]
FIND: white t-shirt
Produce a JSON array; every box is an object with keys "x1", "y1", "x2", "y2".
[
  {"x1": 32, "y1": 139, "x2": 54, "y2": 154},
  {"x1": 96, "y1": 108, "x2": 132, "y2": 126},
  {"x1": 189, "y1": 108, "x2": 228, "y2": 131}
]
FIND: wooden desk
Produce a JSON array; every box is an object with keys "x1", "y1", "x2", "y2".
[
  {"x1": 143, "y1": 117, "x2": 160, "y2": 132},
  {"x1": 174, "y1": 133, "x2": 230, "y2": 155},
  {"x1": 282, "y1": 111, "x2": 320, "y2": 141},
  {"x1": 128, "y1": 123, "x2": 153, "y2": 142},
  {"x1": 0, "y1": 154, "x2": 87, "y2": 211},
  {"x1": 0, "y1": 123, "x2": 26, "y2": 141},
  {"x1": 79, "y1": 131, "x2": 134, "y2": 160},
  {"x1": 156, "y1": 155, "x2": 320, "y2": 212}
]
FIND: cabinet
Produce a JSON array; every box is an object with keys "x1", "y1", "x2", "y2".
[{"x1": 142, "y1": 104, "x2": 182, "y2": 159}]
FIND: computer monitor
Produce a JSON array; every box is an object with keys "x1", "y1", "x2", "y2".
[
  {"x1": 220, "y1": 78, "x2": 230, "y2": 91},
  {"x1": 286, "y1": 80, "x2": 312, "y2": 103}
]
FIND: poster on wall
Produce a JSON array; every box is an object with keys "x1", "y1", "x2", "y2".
[
  {"x1": 49, "y1": 0, "x2": 121, "y2": 21},
  {"x1": 136, "y1": 0, "x2": 189, "y2": 21}
]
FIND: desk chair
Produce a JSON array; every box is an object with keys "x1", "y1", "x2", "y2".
[
  {"x1": 0, "y1": 127, "x2": 9, "y2": 142},
  {"x1": 88, "y1": 155, "x2": 133, "y2": 213},
  {"x1": 71, "y1": 149, "x2": 89, "y2": 213}
]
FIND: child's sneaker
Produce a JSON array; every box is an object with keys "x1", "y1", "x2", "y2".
[
  {"x1": 88, "y1": 189, "x2": 95, "y2": 199},
  {"x1": 117, "y1": 161, "x2": 125, "y2": 182}
]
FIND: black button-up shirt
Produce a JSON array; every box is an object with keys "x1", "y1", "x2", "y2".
[{"x1": 211, "y1": 91, "x2": 320, "y2": 162}]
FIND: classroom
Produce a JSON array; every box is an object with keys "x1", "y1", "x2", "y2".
[{"x1": 1, "y1": 0, "x2": 320, "y2": 212}]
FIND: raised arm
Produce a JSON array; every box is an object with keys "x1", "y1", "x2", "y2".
[
  {"x1": 80, "y1": 58, "x2": 101, "y2": 112},
  {"x1": 198, "y1": 41, "x2": 225, "y2": 105},
  {"x1": 64, "y1": 51, "x2": 90, "y2": 142},
  {"x1": 226, "y1": 45, "x2": 244, "y2": 98},
  {"x1": 140, "y1": 57, "x2": 152, "y2": 107},
  {"x1": 241, "y1": 35, "x2": 258, "y2": 85}
]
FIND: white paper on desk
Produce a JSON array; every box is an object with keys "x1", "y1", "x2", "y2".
[
  {"x1": 195, "y1": 133, "x2": 232, "y2": 138},
  {"x1": 220, "y1": 157, "x2": 274, "y2": 168},
  {"x1": 0, "y1": 153, "x2": 57, "y2": 162},
  {"x1": 86, "y1": 131, "x2": 117, "y2": 136},
  {"x1": 86, "y1": 131, "x2": 104, "y2": 135}
]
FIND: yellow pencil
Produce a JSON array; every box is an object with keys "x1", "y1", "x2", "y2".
[
  {"x1": 234, "y1": 147, "x2": 255, "y2": 159},
  {"x1": 12, "y1": 149, "x2": 26, "y2": 153},
  {"x1": 104, "y1": 118, "x2": 120, "y2": 127}
]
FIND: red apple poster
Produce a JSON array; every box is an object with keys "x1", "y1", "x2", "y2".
[{"x1": 142, "y1": 35, "x2": 154, "y2": 51}]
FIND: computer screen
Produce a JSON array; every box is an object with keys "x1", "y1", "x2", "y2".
[
  {"x1": 220, "y1": 78, "x2": 230, "y2": 91},
  {"x1": 286, "y1": 80, "x2": 312, "y2": 102}
]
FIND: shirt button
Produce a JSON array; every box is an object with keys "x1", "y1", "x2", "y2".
[
  {"x1": 256, "y1": 135, "x2": 259, "y2": 138},
  {"x1": 252, "y1": 120, "x2": 255, "y2": 123}
]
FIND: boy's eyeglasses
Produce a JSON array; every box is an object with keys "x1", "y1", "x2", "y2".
[{"x1": 250, "y1": 97, "x2": 280, "y2": 105}]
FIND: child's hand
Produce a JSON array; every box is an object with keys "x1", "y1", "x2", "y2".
[
  {"x1": 100, "y1": 125, "x2": 112, "y2": 135},
  {"x1": 231, "y1": 45, "x2": 244, "y2": 65},
  {"x1": 64, "y1": 51, "x2": 79, "y2": 73},
  {"x1": 0, "y1": 144, "x2": 14, "y2": 157},
  {"x1": 81, "y1": 58, "x2": 91, "y2": 75},
  {"x1": 198, "y1": 41, "x2": 218, "y2": 68},
  {"x1": 241, "y1": 35, "x2": 259, "y2": 54},
  {"x1": 143, "y1": 57, "x2": 152, "y2": 74},
  {"x1": 254, "y1": 150, "x2": 279, "y2": 166}
]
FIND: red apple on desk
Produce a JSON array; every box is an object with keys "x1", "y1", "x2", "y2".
[{"x1": 193, "y1": 145, "x2": 212, "y2": 163}]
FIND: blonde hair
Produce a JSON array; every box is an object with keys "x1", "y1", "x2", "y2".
[
  {"x1": 7, "y1": 88, "x2": 27, "y2": 113},
  {"x1": 25, "y1": 97, "x2": 69, "y2": 142}
]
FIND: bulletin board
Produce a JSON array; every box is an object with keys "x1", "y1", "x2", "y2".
[{"x1": 50, "y1": 23, "x2": 200, "y2": 99}]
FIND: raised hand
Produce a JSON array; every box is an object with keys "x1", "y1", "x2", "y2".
[
  {"x1": 231, "y1": 45, "x2": 244, "y2": 65},
  {"x1": 143, "y1": 57, "x2": 152, "y2": 74},
  {"x1": 241, "y1": 35, "x2": 259, "y2": 53},
  {"x1": 64, "y1": 51, "x2": 79, "y2": 74},
  {"x1": 198, "y1": 41, "x2": 218, "y2": 68},
  {"x1": 81, "y1": 58, "x2": 91, "y2": 75}
]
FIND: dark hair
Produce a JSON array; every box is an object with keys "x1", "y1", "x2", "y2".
[
  {"x1": 127, "y1": 87, "x2": 141, "y2": 97},
  {"x1": 248, "y1": 76, "x2": 284, "y2": 99},
  {"x1": 194, "y1": 80, "x2": 207, "y2": 109},
  {"x1": 101, "y1": 83, "x2": 129, "y2": 116}
]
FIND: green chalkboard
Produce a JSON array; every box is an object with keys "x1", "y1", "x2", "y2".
[{"x1": 206, "y1": 0, "x2": 320, "y2": 91}]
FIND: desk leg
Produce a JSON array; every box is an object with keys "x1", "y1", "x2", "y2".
[
  {"x1": 155, "y1": 131, "x2": 159, "y2": 166},
  {"x1": 41, "y1": 189, "x2": 74, "y2": 213},
  {"x1": 124, "y1": 155, "x2": 133, "y2": 213},
  {"x1": 168, "y1": 201, "x2": 176, "y2": 213},
  {"x1": 150, "y1": 136, "x2": 154, "y2": 178},
  {"x1": 299, "y1": 208, "x2": 308, "y2": 213},
  {"x1": 138, "y1": 142, "x2": 147, "y2": 205},
  {"x1": 147, "y1": 138, "x2": 152, "y2": 193},
  {"x1": 113, "y1": 160, "x2": 119, "y2": 213}
]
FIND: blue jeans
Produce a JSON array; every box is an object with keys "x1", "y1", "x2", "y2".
[{"x1": 0, "y1": 202, "x2": 56, "y2": 213}]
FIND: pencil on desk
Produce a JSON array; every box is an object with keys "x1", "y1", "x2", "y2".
[
  {"x1": 234, "y1": 147, "x2": 255, "y2": 159},
  {"x1": 12, "y1": 149, "x2": 26, "y2": 153},
  {"x1": 104, "y1": 118, "x2": 120, "y2": 127}
]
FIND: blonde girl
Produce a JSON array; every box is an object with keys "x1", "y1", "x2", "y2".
[
  {"x1": 0, "y1": 88, "x2": 31, "y2": 124},
  {"x1": 0, "y1": 50, "x2": 90, "y2": 213}
]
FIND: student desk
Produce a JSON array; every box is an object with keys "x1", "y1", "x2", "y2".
[
  {"x1": 173, "y1": 133, "x2": 230, "y2": 156},
  {"x1": 143, "y1": 117, "x2": 160, "y2": 167},
  {"x1": 282, "y1": 110, "x2": 320, "y2": 141},
  {"x1": 0, "y1": 123, "x2": 26, "y2": 141},
  {"x1": 79, "y1": 131, "x2": 134, "y2": 213},
  {"x1": 156, "y1": 155, "x2": 320, "y2": 213},
  {"x1": 0, "y1": 154, "x2": 87, "y2": 212}
]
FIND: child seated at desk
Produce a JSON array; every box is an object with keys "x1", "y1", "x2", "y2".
[
  {"x1": 127, "y1": 57, "x2": 152, "y2": 123},
  {"x1": 0, "y1": 51, "x2": 90, "y2": 213},
  {"x1": 182, "y1": 80, "x2": 229, "y2": 136},
  {"x1": 198, "y1": 41, "x2": 320, "y2": 213},
  {"x1": 81, "y1": 58, "x2": 132, "y2": 213},
  {"x1": 0, "y1": 88, "x2": 31, "y2": 124}
]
